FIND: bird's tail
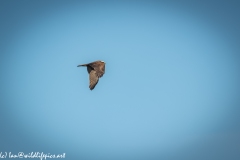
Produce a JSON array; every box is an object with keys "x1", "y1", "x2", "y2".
[{"x1": 77, "y1": 64, "x2": 87, "y2": 67}]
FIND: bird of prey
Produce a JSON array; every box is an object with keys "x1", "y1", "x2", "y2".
[{"x1": 77, "y1": 60, "x2": 105, "y2": 90}]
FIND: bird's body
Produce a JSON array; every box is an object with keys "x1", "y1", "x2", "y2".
[{"x1": 77, "y1": 60, "x2": 105, "y2": 90}]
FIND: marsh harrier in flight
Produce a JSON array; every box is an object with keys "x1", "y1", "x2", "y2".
[{"x1": 77, "y1": 60, "x2": 105, "y2": 90}]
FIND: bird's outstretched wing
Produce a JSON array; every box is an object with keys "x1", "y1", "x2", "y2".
[
  {"x1": 77, "y1": 64, "x2": 94, "y2": 74},
  {"x1": 89, "y1": 70, "x2": 99, "y2": 90}
]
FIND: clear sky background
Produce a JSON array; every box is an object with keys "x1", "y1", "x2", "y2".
[{"x1": 0, "y1": 1, "x2": 240, "y2": 160}]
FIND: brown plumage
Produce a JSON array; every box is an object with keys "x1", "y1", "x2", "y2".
[{"x1": 77, "y1": 60, "x2": 105, "y2": 90}]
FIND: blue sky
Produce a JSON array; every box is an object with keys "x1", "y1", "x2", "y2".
[{"x1": 1, "y1": 1, "x2": 240, "y2": 160}]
